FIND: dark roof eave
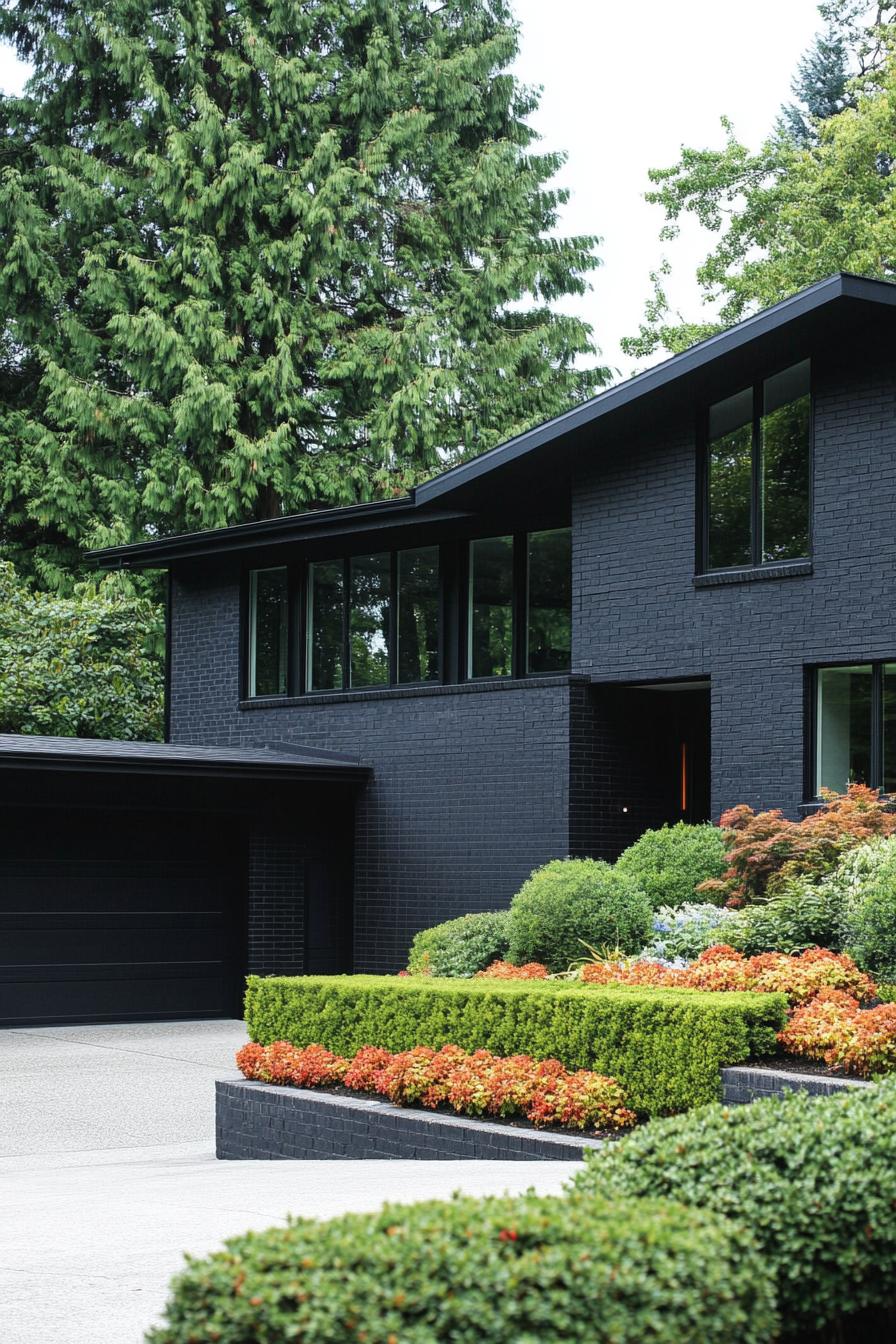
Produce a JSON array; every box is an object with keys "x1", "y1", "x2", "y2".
[
  {"x1": 416, "y1": 272, "x2": 896, "y2": 505},
  {"x1": 90, "y1": 497, "x2": 473, "y2": 571},
  {"x1": 0, "y1": 745, "x2": 370, "y2": 786}
]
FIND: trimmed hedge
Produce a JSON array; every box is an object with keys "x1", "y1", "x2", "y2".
[
  {"x1": 244, "y1": 975, "x2": 786, "y2": 1116},
  {"x1": 406, "y1": 909, "x2": 510, "y2": 976},
  {"x1": 572, "y1": 1078, "x2": 896, "y2": 1337},
  {"x1": 147, "y1": 1189, "x2": 779, "y2": 1344}
]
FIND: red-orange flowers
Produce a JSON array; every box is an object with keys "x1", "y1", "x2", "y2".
[
  {"x1": 237, "y1": 1041, "x2": 636, "y2": 1132},
  {"x1": 779, "y1": 988, "x2": 896, "y2": 1077},
  {"x1": 475, "y1": 960, "x2": 549, "y2": 979}
]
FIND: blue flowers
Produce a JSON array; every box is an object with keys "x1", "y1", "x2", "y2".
[{"x1": 640, "y1": 903, "x2": 737, "y2": 964}]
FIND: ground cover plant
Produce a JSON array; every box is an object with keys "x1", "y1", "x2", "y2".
[
  {"x1": 237, "y1": 1040, "x2": 636, "y2": 1132},
  {"x1": 245, "y1": 973, "x2": 785, "y2": 1115},
  {"x1": 616, "y1": 821, "x2": 728, "y2": 908},
  {"x1": 148, "y1": 1188, "x2": 779, "y2": 1344},
  {"x1": 779, "y1": 988, "x2": 896, "y2": 1077},
  {"x1": 506, "y1": 857, "x2": 652, "y2": 971},
  {"x1": 572, "y1": 1077, "x2": 896, "y2": 1338}
]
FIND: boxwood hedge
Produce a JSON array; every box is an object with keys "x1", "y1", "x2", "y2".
[
  {"x1": 147, "y1": 1189, "x2": 779, "y2": 1344},
  {"x1": 244, "y1": 975, "x2": 785, "y2": 1116},
  {"x1": 572, "y1": 1078, "x2": 896, "y2": 1337}
]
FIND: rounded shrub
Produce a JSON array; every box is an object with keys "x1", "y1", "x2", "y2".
[
  {"x1": 407, "y1": 909, "x2": 510, "y2": 977},
  {"x1": 846, "y1": 845, "x2": 896, "y2": 980},
  {"x1": 148, "y1": 1189, "x2": 778, "y2": 1344},
  {"x1": 506, "y1": 858, "x2": 652, "y2": 972},
  {"x1": 572, "y1": 1077, "x2": 896, "y2": 1337},
  {"x1": 615, "y1": 822, "x2": 728, "y2": 909}
]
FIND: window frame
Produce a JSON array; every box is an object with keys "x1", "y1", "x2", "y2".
[
  {"x1": 245, "y1": 565, "x2": 290, "y2": 700},
  {"x1": 243, "y1": 546, "x2": 446, "y2": 699},
  {"x1": 806, "y1": 659, "x2": 896, "y2": 799},
  {"x1": 698, "y1": 360, "x2": 813, "y2": 575},
  {"x1": 462, "y1": 527, "x2": 572, "y2": 682}
]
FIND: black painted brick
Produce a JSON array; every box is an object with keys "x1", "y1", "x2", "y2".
[
  {"x1": 215, "y1": 1080, "x2": 604, "y2": 1160},
  {"x1": 721, "y1": 1065, "x2": 871, "y2": 1104}
]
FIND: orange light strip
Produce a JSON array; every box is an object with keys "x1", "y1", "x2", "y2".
[{"x1": 680, "y1": 741, "x2": 688, "y2": 814}]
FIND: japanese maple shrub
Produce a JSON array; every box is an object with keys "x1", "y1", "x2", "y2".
[{"x1": 698, "y1": 785, "x2": 896, "y2": 907}]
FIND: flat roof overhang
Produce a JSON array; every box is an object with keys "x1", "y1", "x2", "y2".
[{"x1": 0, "y1": 734, "x2": 370, "y2": 788}]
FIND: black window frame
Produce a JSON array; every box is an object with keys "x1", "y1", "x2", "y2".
[
  {"x1": 698, "y1": 359, "x2": 813, "y2": 575},
  {"x1": 462, "y1": 527, "x2": 572, "y2": 682},
  {"x1": 243, "y1": 545, "x2": 445, "y2": 699},
  {"x1": 806, "y1": 659, "x2": 896, "y2": 799}
]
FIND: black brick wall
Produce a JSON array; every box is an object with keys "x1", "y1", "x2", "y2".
[
  {"x1": 572, "y1": 344, "x2": 896, "y2": 820},
  {"x1": 247, "y1": 825, "x2": 304, "y2": 977},
  {"x1": 216, "y1": 1079, "x2": 603, "y2": 1160},
  {"x1": 170, "y1": 575, "x2": 580, "y2": 970}
]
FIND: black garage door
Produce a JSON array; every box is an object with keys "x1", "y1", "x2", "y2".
[{"x1": 0, "y1": 811, "x2": 244, "y2": 1026}]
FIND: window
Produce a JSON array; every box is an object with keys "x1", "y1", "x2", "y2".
[
  {"x1": 248, "y1": 568, "x2": 288, "y2": 697},
  {"x1": 397, "y1": 547, "x2": 440, "y2": 683},
  {"x1": 307, "y1": 560, "x2": 344, "y2": 692},
  {"x1": 704, "y1": 360, "x2": 810, "y2": 571},
  {"x1": 468, "y1": 535, "x2": 514, "y2": 678},
  {"x1": 466, "y1": 528, "x2": 571, "y2": 679},
  {"x1": 349, "y1": 552, "x2": 390, "y2": 688},
  {"x1": 814, "y1": 662, "x2": 896, "y2": 795},
  {"x1": 527, "y1": 528, "x2": 572, "y2": 674}
]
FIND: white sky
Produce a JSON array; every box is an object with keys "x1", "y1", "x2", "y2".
[{"x1": 0, "y1": 0, "x2": 824, "y2": 375}]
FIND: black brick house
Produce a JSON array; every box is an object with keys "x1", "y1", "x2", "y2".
[{"x1": 4, "y1": 272, "x2": 895, "y2": 1023}]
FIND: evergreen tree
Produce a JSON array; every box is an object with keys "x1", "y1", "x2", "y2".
[
  {"x1": 0, "y1": 0, "x2": 605, "y2": 588},
  {"x1": 778, "y1": 1, "x2": 859, "y2": 146}
]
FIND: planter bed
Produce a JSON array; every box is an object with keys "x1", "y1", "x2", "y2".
[
  {"x1": 722, "y1": 1061, "x2": 872, "y2": 1105},
  {"x1": 216, "y1": 1079, "x2": 609, "y2": 1161}
]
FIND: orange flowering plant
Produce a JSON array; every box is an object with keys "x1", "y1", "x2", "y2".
[
  {"x1": 580, "y1": 945, "x2": 877, "y2": 1005},
  {"x1": 779, "y1": 988, "x2": 896, "y2": 1077},
  {"x1": 475, "y1": 959, "x2": 549, "y2": 979},
  {"x1": 236, "y1": 1040, "x2": 636, "y2": 1132}
]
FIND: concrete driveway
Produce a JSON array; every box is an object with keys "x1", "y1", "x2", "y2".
[{"x1": 0, "y1": 1021, "x2": 580, "y2": 1343}]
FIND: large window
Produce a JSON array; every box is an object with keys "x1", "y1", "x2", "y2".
[
  {"x1": 248, "y1": 568, "x2": 288, "y2": 697},
  {"x1": 350, "y1": 552, "x2": 390, "y2": 688},
  {"x1": 527, "y1": 528, "x2": 572, "y2": 673},
  {"x1": 307, "y1": 560, "x2": 344, "y2": 692},
  {"x1": 468, "y1": 536, "x2": 514, "y2": 679},
  {"x1": 814, "y1": 662, "x2": 896, "y2": 795},
  {"x1": 705, "y1": 360, "x2": 811, "y2": 571},
  {"x1": 466, "y1": 528, "x2": 571, "y2": 679},
  {"x1": 397, "y1": 547, "x2": 440, "y2": 683}
]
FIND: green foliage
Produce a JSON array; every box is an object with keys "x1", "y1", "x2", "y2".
[
  {"x1": 573, "y1": 1077, "x2": 896, "y2": 1337},
  {"x1": 244, "y1": 974, "x2": 786, "y2": 1116},
  {"x1": 730, "y1": 838, "x2": 896, "y2": 958},
  {"x1": 846, "y1": 845, "x2": 896, "y2": 979},
  {"x1": 506, "y1": 858, "x2": 652, "y2": 971},
  {"x1": 406, "y1": 909, "x2": 510, "y2": 977},
  {"x1": 616, "y1": 822, "x2": 728, "y2": 910},
  {"x1": 0, "y1": 560, "x2": 163, "y2": 739},
  {"x1": 642, "y1": 902, "x2": 739, "y2": 961},
  {"x1": 623, "y1": 13, "x2": 896, "y2": 361},
  {"x1": 0, "y1": 0, "x2": 606, "y2": 587},
  {"x1": 148, "y1": 1188, "x2": 778, "y2": 1344}
]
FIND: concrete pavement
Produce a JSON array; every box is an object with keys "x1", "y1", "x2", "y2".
[{"x1": 0, "y1": 1021, "x2": 580, "y2": 1343}]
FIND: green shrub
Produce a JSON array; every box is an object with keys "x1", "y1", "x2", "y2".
[
  {"x1": 406, "y1": 909, "x2": 510, "y2": 976},
  {"x1": 616, "y1": 822, "x2": 728, "y2": 909},
  {"x1": 244, "y1": 974, "x2": 786, "y2": 1116},
  {"x1": 730, "y1": 838, "x2": 896, "y2": 956},
  {"x1": 572, "y1": 1078, "x2": 896, "y2": 1337},
  {"x1": 148, "y1": 1188, "x2": 778, "y2": 1344},
  {"x1": 846, "y1": 846, "x2": 896, "y2": 980},
  {"x1": 506, "y1": 858, "x2": 651, "y2": 971}
]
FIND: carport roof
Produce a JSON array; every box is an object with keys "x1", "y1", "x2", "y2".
[{"x1": 0, "y1": 734, "x2": 369, "y2": 785}]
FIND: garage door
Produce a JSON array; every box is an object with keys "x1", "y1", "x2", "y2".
[{"x1": 0, "y1": 812, "x2": 244, "y2": 1026}]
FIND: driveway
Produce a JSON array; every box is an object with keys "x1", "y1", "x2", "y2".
[{"x1": 0, "y1": 1021, "x2": 580, "y2": 1343}]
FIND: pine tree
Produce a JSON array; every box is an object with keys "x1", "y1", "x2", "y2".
[{"x1": 0, "y1": 1, "x2": 605, "y2": 588}]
